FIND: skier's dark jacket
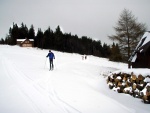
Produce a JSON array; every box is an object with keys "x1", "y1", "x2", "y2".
[{"x1": 46, "y1": 52, "x2": 55, "y2": 59}]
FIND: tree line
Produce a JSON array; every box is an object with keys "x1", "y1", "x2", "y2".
[{"x1": 0, "y1": 22, "x2": 122, "y2": 62}]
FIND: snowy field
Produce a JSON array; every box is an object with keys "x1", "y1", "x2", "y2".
[{"x1": 0, "y1": 45, "x2": 150, "y2": 113}]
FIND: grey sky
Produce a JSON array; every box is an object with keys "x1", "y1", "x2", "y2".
[{"x1": 0, "y1": 0, "x2": 150, "y2": 44}]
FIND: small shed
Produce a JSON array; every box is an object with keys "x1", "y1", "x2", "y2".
[
  {"x1": 129, "y1": 31, "x2": 150, "y2": 68},
  {"x1": 17, "y1": 38, "x2": 34, "y2": 47}
]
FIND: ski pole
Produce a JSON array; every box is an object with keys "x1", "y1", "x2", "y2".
[
  {"x1": 44, "y1": 58, "x2": 47, "y2": 69},
  {"x1": 54, "y1": 58, "x2": 56, "y2": 70}
]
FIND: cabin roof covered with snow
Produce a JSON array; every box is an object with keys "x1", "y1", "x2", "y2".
[
  {"x1": 135, "y1": 32, "x2": 150, "y2": 51},
  {"x1": 17, "y1": 39, "x2": 34, "y2": 42},
  {"x1": 129, "y1": 31, "x2": 150, "y2": 62}
]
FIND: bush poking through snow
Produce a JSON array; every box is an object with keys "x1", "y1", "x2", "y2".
[{"x1": 107, "y1": 72, "x2": 150, "y2": 103}]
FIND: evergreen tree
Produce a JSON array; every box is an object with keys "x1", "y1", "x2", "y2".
[
  {"x1": 54, "y1": 25, "x2": 63, "y2": 51},
  {"x1": 9, "y1": 23, "x2": 19, "y2": 45},
  {"x1": 109, "y1": 43, "x2": 122, "y2": 62},
  {"x1": 102, "y1": 43, "x2": 111, "y2": 58},
  {"x1": 36, "y1": 28, "x2": 44, "y2": 48},
  {"x1": 92, "y1": 40, "x2": 103, "y2": 57},
  {"x1": 43, "y1": 27, "x2": 54, "y2": 49},
  {"x1": 19, "y1": 22, "x2": 28, "y2": 39},
  {"x1": 5, "y1": 34, "x2": 11, "y2": 45},
  {"x1": 28, "y1": 25, "x2": 35, "y2": 39},
  {"x1": 0, "y1": 38, "x2": 5, "y2": 44},
  {"x1": 49, "y1": 27, "x2": 55, "y2": 49}
]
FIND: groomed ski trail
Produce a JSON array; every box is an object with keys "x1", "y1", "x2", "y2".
[
  {"x1": 1, "y1": 54, "x2": 81, "y2": 113},
  {"x1": 0, "y1": 45, "x2": 137, "y2": 113}
]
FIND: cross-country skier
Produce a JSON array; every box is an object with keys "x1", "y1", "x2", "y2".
[{"x1": 46, "y1": 50, "x2": 55, "y2": 70}]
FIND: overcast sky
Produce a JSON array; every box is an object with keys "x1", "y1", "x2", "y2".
[{"x1": 0, "y1": 0, "x2": 150, "y2": 44}]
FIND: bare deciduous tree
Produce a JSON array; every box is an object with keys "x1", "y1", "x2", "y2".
[{"x1": 109, "y1": 9, "x2": 147, "y2": 67}]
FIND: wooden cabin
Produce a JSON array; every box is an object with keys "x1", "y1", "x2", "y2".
[
  {"x1": 129, "y1": 31, "x2": 150, "y2": 68},
  {"x1": 17, "y1": 38, "x2": 34, "y2": 47}
]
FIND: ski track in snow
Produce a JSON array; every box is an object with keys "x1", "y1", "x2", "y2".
[
  {"x1": 1, "y1": 51, "x2": 81, "y2": 113},
  {"x1": 0, "y1": 46, "x2": 131, "y2": 113}
]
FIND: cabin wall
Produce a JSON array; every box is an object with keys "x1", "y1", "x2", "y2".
[
  {"x1": 132, "y1": 53, "x2": 150, "y2": 68},
  {"x1": 17, "y1": 39, "x2": 34, "y2": 47},
  {"x1": 21, "y1": 40, "x2": 34, "y2": 47},
  {"x1": 147, "y1": 47, "x2": 150, "y2": 68},
  {"x1": 129, "y1": 32, "x2": 150, "y2": 69}
]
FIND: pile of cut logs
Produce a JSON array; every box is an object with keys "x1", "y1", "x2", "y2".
[{"x1": 107, "y1": 72, "x2": 150, "y2": 103}]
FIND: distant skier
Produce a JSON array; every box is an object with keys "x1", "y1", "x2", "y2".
[{"x1": 46, "y1": 50, "x2": 55, "y2": 70}]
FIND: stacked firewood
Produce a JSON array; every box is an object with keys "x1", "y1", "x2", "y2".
[{"x1": 107, "y1": 72, "x2": 150, "y2": 103}]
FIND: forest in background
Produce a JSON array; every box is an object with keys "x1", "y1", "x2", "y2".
[{"x1": 0, "y1": 22, "x2": 122, "y2": 62}]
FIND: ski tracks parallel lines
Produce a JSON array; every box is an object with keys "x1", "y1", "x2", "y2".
[
  {"x1": 2, "y1": 57, "x2": 62, "y2": 113},
  {"x1": 44, "y1": 72, "x2": 82, "y2": 113},
  {"x1": 2, "y1": 56, "x2": 81, "y2": 113}
]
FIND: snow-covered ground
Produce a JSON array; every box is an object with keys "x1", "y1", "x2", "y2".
[{"x1": 0, "y1": 45, "x2": 150, "y2": 113}]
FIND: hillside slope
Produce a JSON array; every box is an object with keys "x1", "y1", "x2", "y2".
[{"x1": 0, "y1": 45, "x2": 149, "y2": 113}]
